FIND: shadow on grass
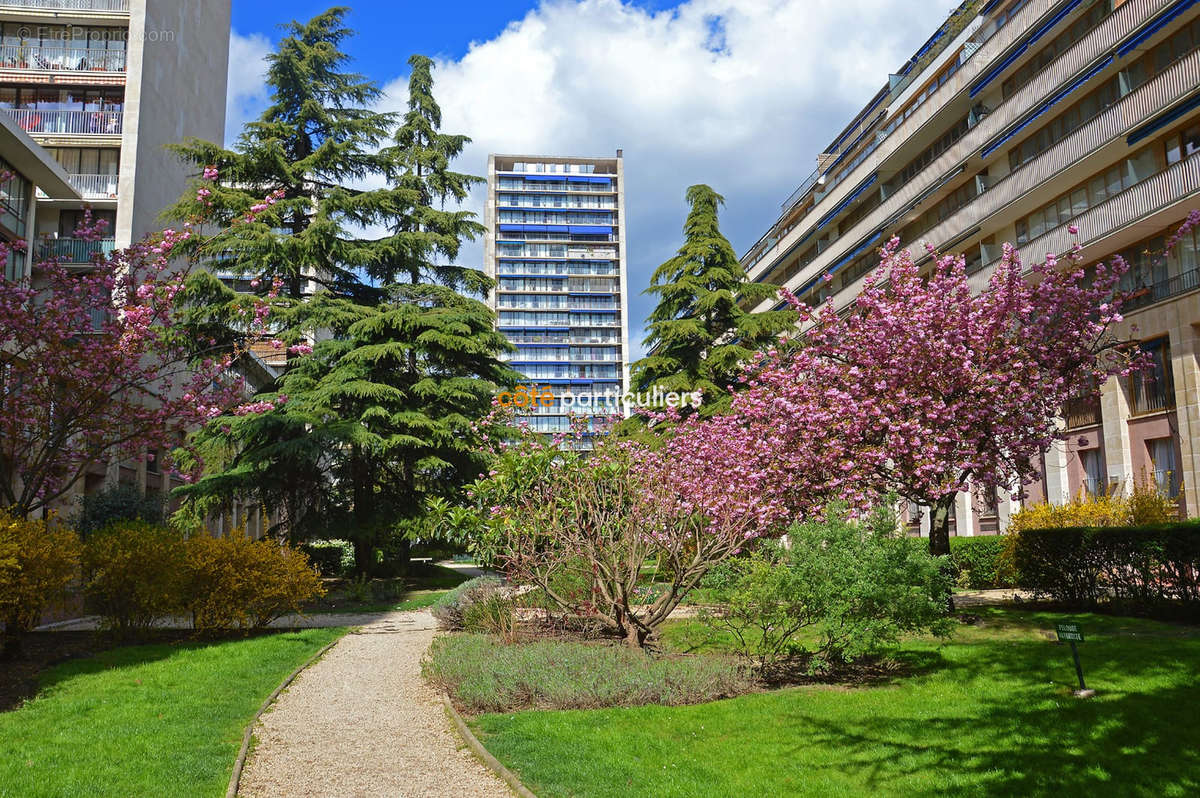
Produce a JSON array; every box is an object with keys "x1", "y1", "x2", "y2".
[
  {"x1": 774, "y1": 633, "x2": 1200, "y2": 796},
  {"x1": 2, "y1": 628, "x2": 323, "y2": 713}
]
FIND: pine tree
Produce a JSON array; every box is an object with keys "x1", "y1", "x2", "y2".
[
  {"x1": 166, "y1": 7, "x2": 402, "y2": 302},
  {"x1": 630, "y1": 184, "x2": 796, "y2": 416},
  {"x1": 170, "y1": 13, "x2": 517, "y2": 572},
  {"x1": 374, "y1": 54, "x2": 486, "y2": 292}
]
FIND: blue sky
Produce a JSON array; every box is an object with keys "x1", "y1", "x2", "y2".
[{"x1": 226, "y1": 0, "x2": 954, "y2": 355}]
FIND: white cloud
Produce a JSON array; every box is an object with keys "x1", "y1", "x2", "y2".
[
  {"x1": 379, "y1": 0, "x2": 952, "y2": 358},
  {"x1": 225, "y1": 30, "x2": 273, "y2": 147},
  {"x1": 229, "y1": 0, "x2": 955, "y2": 356}
]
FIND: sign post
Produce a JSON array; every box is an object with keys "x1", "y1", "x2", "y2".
[{"x1": 1055, "y1": 622, "x2": 1094, "y2": 698}]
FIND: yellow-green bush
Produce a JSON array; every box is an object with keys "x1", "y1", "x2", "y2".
[
  {"x1": 183, "y1": 530, "x2": 324, "y2": 632},
  {"x1": 1010, "y1": 479, "x2": 1181, "y2": 532},
  {"x1": 0, "y1": 510, "x2": 81, "y2": 638},
  {"x1": 82, "y1": 521, "x2": 186, "y2": 635}
]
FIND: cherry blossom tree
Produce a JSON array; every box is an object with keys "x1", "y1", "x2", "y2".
[
  {"x1": 451, "y1": 417, "x2": 775, "y2": 647},
  {"x1": 0, "y1": 172, "x2": 280, "y2": 519},
  {"x1": 700, "y1": 225, "x2": 1151, "y2": 555}
]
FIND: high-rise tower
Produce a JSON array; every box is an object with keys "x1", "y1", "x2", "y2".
[{"x1": 485, "y1": 152, "x2": 631, "y2": 443}]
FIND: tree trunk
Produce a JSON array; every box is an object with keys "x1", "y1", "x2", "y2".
[
  {"x1": 928, "y1": 495, "x2": 954, "y2": 557},
  {"x1": 350, "y1": 449, "x2": 374, "y2": 576}
]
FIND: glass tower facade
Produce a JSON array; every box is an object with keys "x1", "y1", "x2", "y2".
[{"x1": 485, "y1": 153, "x2": 631, "y2": 444}]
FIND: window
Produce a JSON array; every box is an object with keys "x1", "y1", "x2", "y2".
[
  {"x1": 0, "y1": 158, "x2": 31, "y2": 239},
  {"x1": 1148, "y1": 437, "x2": 1180, "y2": 498},
  {"x1": 1079, "y1": 448, "x2": 1106, "y2": 497},
  {"x1": 1127, "y1": 338, "x2": 1174, "y2": 415},
  {"x1": 1008, "y1": 25, "x2": 1200, "y2": 171},
  {"x1": 1165, "y1": 123, "x2": 1200, "y2": 166}
]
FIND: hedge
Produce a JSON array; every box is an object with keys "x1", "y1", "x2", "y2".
[
  {"x1": 949, "y1": 535, "x2": 1017, "y2": 589},
  {"x1": 1011, "y1": 521, "x2": 1200, "y2": 611}
]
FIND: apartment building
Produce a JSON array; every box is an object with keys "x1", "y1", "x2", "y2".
[
  {"x1": 740, "y1": 0, "x2": 1200, "y2": 535},
  {"x1": 484, "y1": 152, "x2": 631, "y2": 442},
  {"x1": 0, "y1": 0, "x2": 231, "y2": 499}
]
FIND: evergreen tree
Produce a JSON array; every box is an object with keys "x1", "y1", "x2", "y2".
[
  {"x1": 170, "y1": 12, "x2": 516, "y2": 572},
  {"x1": 374, "y1": 54, "x2": 486, "y2": 292},
  {"x1": 166, "y1": 7, "x2": 402, "y2": 302},
  {"x1": 630, "y1": 185, "x2": 796, "y2": 416}
]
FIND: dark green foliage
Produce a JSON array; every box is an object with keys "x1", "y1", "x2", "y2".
[
  {"x1": 1012, "y1": 522, "x2": 1200, "y2": 612},
  {"x1": 299, "y1": 539, "x2": 354, "y2": 577},
  {"x1": 629, "y1": 184, "x2": 797, "y2": 418},
  {"x1": 167, "y1": 7, "x2": 398, "y2": 302},
  {"x1": 702, "y1": 505, "x2": 953, "y2": 674},
  {"x1": 949, "y1": 535, "x2": 1017, "y2": 589},
  {"x1": 73, "y1": 485, "x2": 166, "y2": 539},
  {"x1": 423, "y1": 634, "x2": 752, "y2": 713},
  {"x1": 169, "y1": 13, "x2": 517, "y2": 571}
]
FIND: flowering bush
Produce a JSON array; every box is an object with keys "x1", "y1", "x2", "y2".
[
  {"x1": 0, "y1": 170, "x2": 285, "y2": 519},
  {"x1": 452, "y1": 425, "x2": 771, "y2": 647},
  {"x1": 183, "y1": 531, "x2": 324, "y2": 632},
  {"x1": 1010, "y1": 478, "x2": 1181, "y2": 531},
  {"x1": 0, "y1": 511, "x2": 81, "y2": 654},
  {"x1": 82, "y1": 521, "x2": 186, "y2": 635},
  {"x1": 666, "y1": 222, "x2": 1159, "y2": 556}
]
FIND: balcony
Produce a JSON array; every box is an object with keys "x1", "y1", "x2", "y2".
[
  {"x1": 5, "y1": 108, "x2": 123, "y2": 136},
  {"x1": 39, "y1": 237, "x2": 116, "y2": 264},
  {"x1": 0, "y1": 0, "x2": 129, "y2": 10},
  {"x1": 69, "y1": 172, "x2": 119, "y2": 199},
  {"x1": 0, "y1": 44, "x2": 126, "y2": 73},
  {"x1": 1122, "y1": 268, "x2": 1200, "y2": 314},
  {"x1": 1064, "y1": 395, "x2": 1102, "y2": 429}
]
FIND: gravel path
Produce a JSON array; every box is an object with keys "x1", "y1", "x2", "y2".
[{"x1": 238, "y1": 610, "x2": 513, "y2": 798}]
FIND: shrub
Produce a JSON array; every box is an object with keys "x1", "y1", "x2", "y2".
[
  {"x1": 1011, "y1": 521, "x2": 1200, "y2": 611},
  {"x1": 183, "y1": 531, "x2": 325, "y2": 631},
  {"x1": 949, "y1": 536, "x2": 1017, "y2": 589},
  {"x1": 423, "y1": 634, "x2": 752, "y2": 713},
  {"x1": 298, "y1": 539, "x2": 353, "y2": 578},
  {"x1": 430, "y1": 575, "x2": 504, "y2": 630},
  {"x1": 461, "y1": 593, "x2": 516, "y2": 641},
  {"x1": 0, "y1": 511, "x2": 81, "y2": 646},
  {"x1": 1010, "y1": 478, "x2": 1181, "y2": 532},
  {"x1": 82, "y1": 521, "x2": 186, "y2": 635},
  {"x1": 702, "y1": 505, "x2": 953, "y2": 674},
  {"x1": 73, "y1": 485, "x2": 166, "y2": 539}
]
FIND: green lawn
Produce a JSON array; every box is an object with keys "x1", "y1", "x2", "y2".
[
  {"x1": 0, "y1": 628, "x2": 344, "y2": 798},
  {"x1": 318, "y1": 588, "x2": 450, "y2": 614},
  {"x1": 472, "y1": 608, "x2": 1200, "y2": 797}
]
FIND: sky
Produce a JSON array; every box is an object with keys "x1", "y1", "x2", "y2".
[{"x1": 228, "y1": 0, "x2": 956, "y2": 356}]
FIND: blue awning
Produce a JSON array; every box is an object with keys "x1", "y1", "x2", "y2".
[
  {"x1": 567, "y1": 176, "x2": 612, "y2": 183},
  {"x1": 568, "y1": 225, "x2": 613, "y2": 234}
]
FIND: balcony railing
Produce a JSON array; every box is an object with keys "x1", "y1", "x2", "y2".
[
  {"x1": 0, "y1": 44, "x2": 126, "y2": 73},
  {"x1": 1064, "y1": 395, "x2": 1101, "y2": 429},
  {"x1": 5, "y1": 108, "x2": 123, "y2": 135},
  {"x1": 69, "y1": 172, "x2": 119, "y2": 199},
  {"x1": 1122, "y1": 268, "x2": 1200, "y2": 314},
  {"x1": 0, "y1": 0, "x2": 129, "y2": 10},
  {"x1": 39, "y1": 237, "x2": 116, "y2": 264}
]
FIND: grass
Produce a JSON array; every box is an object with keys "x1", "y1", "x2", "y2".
[
  {"x1": 426, "y1": 634, "x2": 751, "y2": 713},
  {"x1": 0, "y1": 628, "x2": 344, "y2": 798},
  {"x1": 471, "y1": 608, "x2": 1200, "y2": 797},
  {"x1": 316, "y1": 588, "x2": 451, "y2": 614}
]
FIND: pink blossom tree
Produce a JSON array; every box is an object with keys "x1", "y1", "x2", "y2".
[
  {"x1": 679, "y1": 224, "x2": 1157, "y2": 556},
  {"x1": 0, "y1": 172, "x2": 280, "y2": 519}
]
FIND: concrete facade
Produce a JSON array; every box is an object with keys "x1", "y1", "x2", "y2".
[
  {"x1": 1, "y1": 0, "x2": 231, "y2": 503},
  {"x1": 741, "y1": 0, "x2": 1200, "y2": 535}
]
